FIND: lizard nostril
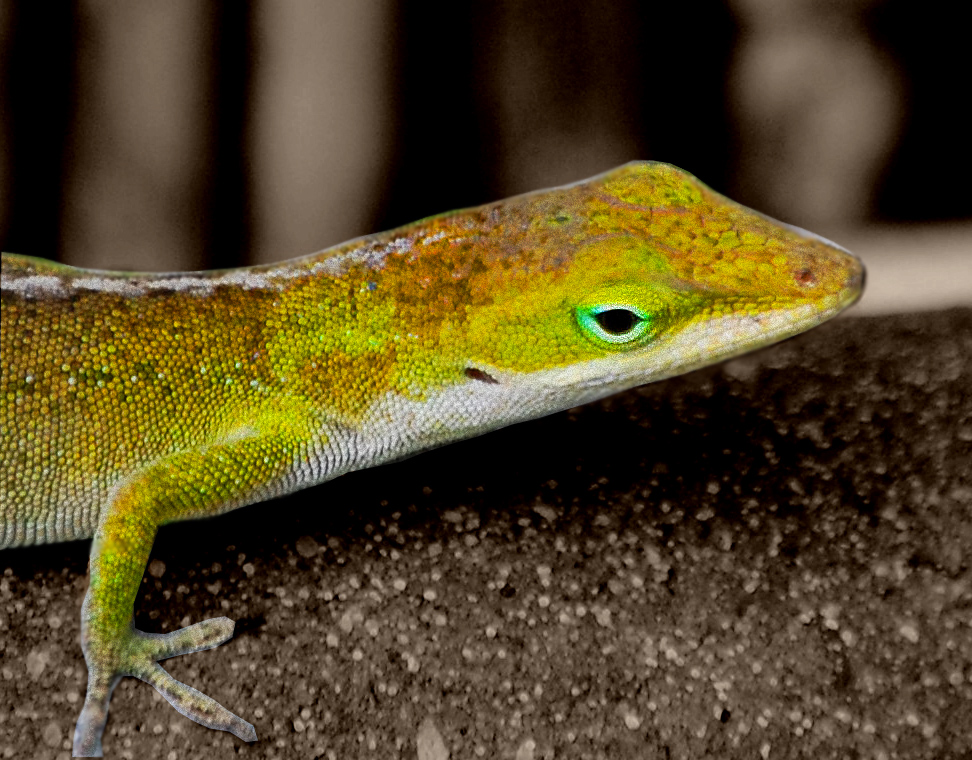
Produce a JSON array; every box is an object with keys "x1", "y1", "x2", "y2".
[
  {"x1": 794, "y1": 267, "x2": 817, "y2": 287},
  {"x1": 846, "y1": 261, "x2": 865, "y2": 292}
]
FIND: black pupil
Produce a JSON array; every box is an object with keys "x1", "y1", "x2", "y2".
[{"x1": 595, "y1": 308, "x2": 640, "y2": 335}]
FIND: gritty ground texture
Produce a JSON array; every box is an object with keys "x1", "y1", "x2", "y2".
[{"x1": 1, "y1": 308, "x2": 971, "y2": 760}]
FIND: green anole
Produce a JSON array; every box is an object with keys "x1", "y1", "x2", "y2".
[{"x1": 0, "y1": 162, "x2": 863, "y2": 756}]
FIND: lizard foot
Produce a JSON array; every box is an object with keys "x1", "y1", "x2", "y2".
[{"x1": 73, "y1": 617, "x2": 256, "y2": 757}]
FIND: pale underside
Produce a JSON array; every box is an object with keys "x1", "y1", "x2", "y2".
[{"x1": 2, "y1": 300, "x2": 836, "y2": 548}]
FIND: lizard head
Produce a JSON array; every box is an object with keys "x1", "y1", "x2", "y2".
[{"x1": 445, "y1": 161, "x2": 864, "y2": 412}]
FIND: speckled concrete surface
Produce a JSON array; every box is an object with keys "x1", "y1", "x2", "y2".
[{"x1": 2, "y1": 309, "x2": 971, "y2": 760}]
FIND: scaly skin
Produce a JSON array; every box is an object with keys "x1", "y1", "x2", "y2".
[{"x1": 0, "y1": 162, "x2": 863, "y2": 755}]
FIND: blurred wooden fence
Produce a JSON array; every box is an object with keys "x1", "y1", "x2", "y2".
[{"x1": 0, "y1": 0, "x2": 967, "y2": 271}]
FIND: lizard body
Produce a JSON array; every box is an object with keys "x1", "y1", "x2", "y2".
[{"x1": 0, "y1": 162, "x2": 863, "y2": 755}]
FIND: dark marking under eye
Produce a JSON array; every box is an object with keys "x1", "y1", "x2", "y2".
[
  {"x1": 595, "y1": 308, "x2": 640, "y2": 335},
  {"x1": 465, "y1": 367, "x2": 499, "y2": 384}
]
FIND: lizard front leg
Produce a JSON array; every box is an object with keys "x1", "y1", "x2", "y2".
[{"x1": 72, "y1": 431, "x2": 306, "y2": 756}]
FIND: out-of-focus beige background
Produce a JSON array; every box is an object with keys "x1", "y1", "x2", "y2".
[{"x1": 1, "y1": 0, "x2": 968, "y2": 315}]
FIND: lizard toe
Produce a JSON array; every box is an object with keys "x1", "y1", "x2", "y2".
[
  {"x1": 135, "y1": 661, "x2": 257, "y2": 742},
  {"x1": 134, "y1": 616, "x2": 237, "y2": 660},
  {"x1": 73, "y1": 671, "x2": 120, "y2": 757}
]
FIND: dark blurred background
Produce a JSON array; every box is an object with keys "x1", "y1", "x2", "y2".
[{"x1": 1, "y1": 0, "x2": 969, "y2": 313}]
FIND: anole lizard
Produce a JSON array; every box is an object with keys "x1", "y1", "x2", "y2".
[{"x1": 0, "y1": 162, "x2": 863, "y2": 756}]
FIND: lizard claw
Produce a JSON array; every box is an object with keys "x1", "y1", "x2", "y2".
[{"x1": 73, "y1": 617, "x2": 255, "y2": 755}]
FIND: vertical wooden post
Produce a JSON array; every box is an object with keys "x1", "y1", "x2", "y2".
[
  {"x1": 249, "y1": 1, "x2": 395, "y2": 264},
  {"x1": 60, "y1": 1, "x2": 212, "y2": 272}
]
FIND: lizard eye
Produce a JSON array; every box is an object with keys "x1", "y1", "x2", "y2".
[{"x1": 576, "y1": 303, "x2": 653, "y2": 346}]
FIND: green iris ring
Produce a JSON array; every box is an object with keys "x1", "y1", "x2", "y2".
[{"x1": 576, "y1": 303, "x2": 654, "y2": 345}]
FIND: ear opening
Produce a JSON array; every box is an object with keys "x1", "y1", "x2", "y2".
[{"x1": 464, "y1": 367, "x2": 499, "y2": 384}]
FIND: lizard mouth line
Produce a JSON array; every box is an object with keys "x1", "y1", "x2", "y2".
[{"x1": 513, "y1": 298, "x2": 854, "y2": 396}]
